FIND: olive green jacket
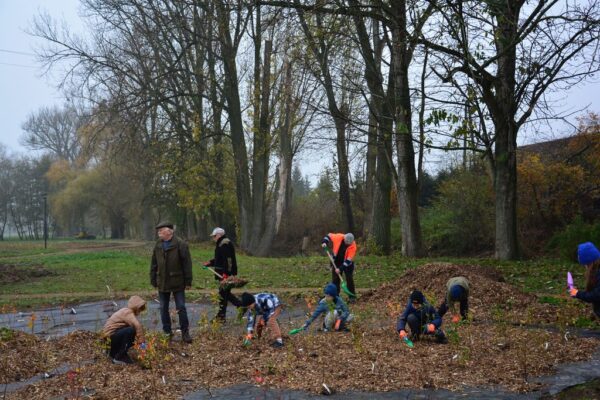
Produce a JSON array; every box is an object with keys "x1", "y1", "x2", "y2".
[{"x1": 150, "y1": 235, "x2": 192, "y2": 292}]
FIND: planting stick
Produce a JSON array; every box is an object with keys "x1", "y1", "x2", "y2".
[{"x1": 325, "y1": 249, "x2": 356, "y2": 298}]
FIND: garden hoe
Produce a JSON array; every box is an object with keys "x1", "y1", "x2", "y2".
[{"x1": 325, "y1": 249, "x2": 356, "y2": 298}]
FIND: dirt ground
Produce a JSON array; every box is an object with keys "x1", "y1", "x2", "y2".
[
  {"x1": 1, "y1": 263, "x2": 599, "y2": 399},
  {"x1": 0, "y1": 264, "x2": 56, "y2": 285}
]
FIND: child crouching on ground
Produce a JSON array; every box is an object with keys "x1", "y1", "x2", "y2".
[
  {"x1": 240, "y1": 292, "x2": 284, "y2": 348},
  {"x1": 102, "y1": 295, "x2": 146, "y2": 364},
  {"x1": 301, "y1": 283, "x2": 353, "y2": 332},
  {"x1": 397, "y1": 290, "x2": 447, "y2": 344}
]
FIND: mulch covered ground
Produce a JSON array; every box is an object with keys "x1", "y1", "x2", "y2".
[{"x1": 2, "y1": 263, "x2": 599, "y2": 399}]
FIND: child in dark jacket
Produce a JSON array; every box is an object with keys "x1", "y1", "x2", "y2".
[
  {"x1": 569, "y1": 242, "x2": 600, "y2": 318},
  {"x1": 301, "y1": 283, "x2": 353, "y2": 332},
  {"x1": 397, "y1": 290, "x2": 447, "y2": 343}
]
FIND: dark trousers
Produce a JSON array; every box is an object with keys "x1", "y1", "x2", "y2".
[
  {"x1": 438, "y1": 297, "x2": 469, "y2": 319},
  {"x1": 407, "y1": 314, "x2": 445, "y2": 341},
  {"x1": 109, "y1": 326, "x2": 135, "y2": 358},
  {"x1": 332, "y1": 263, "x2": 355, "y2": 296},
  {"x1": 159, "y1": 290, "x2": 189, "y2": 334},
  {"x1": 217, "y1": 286, "x2": 241, "y2": 320}
]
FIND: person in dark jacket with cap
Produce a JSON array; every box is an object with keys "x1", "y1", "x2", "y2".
[
  {"x1": 397, "y1": 290, "x2": 447, "y2": 343},
  {"x1": 150, "y1": 222, "x2": 193, "y2": 343},
  {"x1": 569, "y1": 242, "x2": 600, "y2": 318},
  {"x1": 203, "y1": 227, "x2": 241, "y2": 322},
  {"x1": 437, "y1": 276, "x2": 470, "y2": 323}
]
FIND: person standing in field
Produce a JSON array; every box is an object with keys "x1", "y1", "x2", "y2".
[
  {"x1": 321, "y1": 232, "x2": 357, "y2": 298},
  {"x1": 203, "y1": 227, "x2": 241, "y2": 323},
  {"x1": 150, "y1": 221, "x2": 193, "y2": 343}
]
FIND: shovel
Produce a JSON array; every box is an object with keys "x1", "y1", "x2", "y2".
[
  {"x1": 201, "y1": 265, "x2": 223, "y2": 279},
  {"x1": 289, "y1": 327, "x2": 304, "y2": 335},
  {"x1": 403, "y1": 336, "x2": 414, "y2": 348},
  {"x1": 324, "y1": 249, "x2": 356, "y2": 298}
]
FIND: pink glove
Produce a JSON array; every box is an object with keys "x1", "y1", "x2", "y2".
[
  {"x1": 427, "y1": 324, "x2": 435, "y2": 333},
  {"x1": 203, "y1": 261, "x2": 210, "y2": 266},
  {"x1": 569, "y1": 288, "x2": 579, "y2": 297},
  {"x1": 451, "y1": 315, "x2": 460, "y2": 323},
  {"x1": 399, "y1": 330, "x2": 407, "y2": 339}
]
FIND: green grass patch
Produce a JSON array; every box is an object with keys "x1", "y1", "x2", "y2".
[{"x1": 0, "y1": 240, "x2": 585, "y2": 310}]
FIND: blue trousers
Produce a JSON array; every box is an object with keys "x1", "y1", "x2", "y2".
[{"x1": 158, "y1": 290, "x2": 189, "y2": 334}]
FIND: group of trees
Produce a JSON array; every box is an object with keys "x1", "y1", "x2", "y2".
[{"x1": 11, "y1": 0, "x2": 598, "y2": 259}]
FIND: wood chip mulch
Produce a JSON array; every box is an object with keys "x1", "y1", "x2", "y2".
[{"x1": 2, "y1": 263, "x2": 598, "y2": 399}]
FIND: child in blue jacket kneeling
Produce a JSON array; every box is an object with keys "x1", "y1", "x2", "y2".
[{"x1": 301, "y1": 283, "x2": 353, "y2": 332}]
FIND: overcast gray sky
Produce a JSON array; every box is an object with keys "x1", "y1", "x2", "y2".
[
  {"x1": 0, "y1": 0, "x2": 80, "y2": 155},
  {"x1": 0, "y1": 1, "x2": 598, "y2": 170}
]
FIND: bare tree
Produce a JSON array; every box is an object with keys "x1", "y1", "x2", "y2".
[
  {"x1": 21, "y1": 104, "x2": 82, "y2": 163},
  {"x1": 422, "y1": 0, "x2": 600, "y2": 259}
]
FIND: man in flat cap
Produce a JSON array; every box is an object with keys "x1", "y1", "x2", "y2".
[{"x1": 150, "y1": 221, "x2": 193, "y2": 343}]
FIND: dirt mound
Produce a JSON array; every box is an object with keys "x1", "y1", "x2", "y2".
[
  {"x1": 0, "y1": 264, "x2": 56, "y2": 284},
  {"x1": 360, "y1": 262, "x2": 537, "y2": 319}
]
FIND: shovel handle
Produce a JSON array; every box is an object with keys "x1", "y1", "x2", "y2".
[
  {"x1": 199, "y1": 263, "x2": 223, "y2": 279},
  {"x1": 325, "y1": 250, "x2": 344, "y2": 283}
]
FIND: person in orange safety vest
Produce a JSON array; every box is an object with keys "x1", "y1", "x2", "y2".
[{"x1": 321, "y1": 232, "x2": 357, "y2": 299}]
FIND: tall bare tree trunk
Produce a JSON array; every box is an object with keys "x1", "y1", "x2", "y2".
[
  {"x1": 215, "y1": 2, "x2": 252, "y2": 249},
  {"x1": 391, "y1": 0, "x2": 422, "y2": 256}
]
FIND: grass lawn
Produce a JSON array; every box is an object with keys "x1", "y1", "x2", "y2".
[{"x1": 0, "y1": 239, "x2": 584, "y2": 309}]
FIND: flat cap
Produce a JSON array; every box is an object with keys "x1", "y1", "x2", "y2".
[{"x1": 155, "y1": 221, "x2": 174, "y2": 230}]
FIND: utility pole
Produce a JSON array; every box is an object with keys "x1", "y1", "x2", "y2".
[{"x1": 43, "y1": 193, "x2": 48, "y2": 249}]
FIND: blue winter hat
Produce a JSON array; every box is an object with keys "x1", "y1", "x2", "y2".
[
  {"x1": 324, "y1": 283, "x2": 338, "y2": 297},
  {"x1": 578, "y1": 242, "x2": 600, "y2": 265},
  {"x1": 449, "y1": 285, "x2": 465, "y2": 301}
]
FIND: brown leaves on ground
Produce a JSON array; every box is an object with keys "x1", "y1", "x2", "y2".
[{"x1": 2, "y1": 263, "x2": 599, "y2": 399}]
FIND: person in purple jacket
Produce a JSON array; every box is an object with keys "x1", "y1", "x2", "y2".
[
  {"x1": 569, "y1": 242, "x2": 600, "y2": 318},
  {"x1": 397, "y1": 290, "x2": 447, "y2": 344}
]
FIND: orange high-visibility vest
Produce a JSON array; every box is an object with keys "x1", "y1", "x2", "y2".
[{"x1": 327, "y1": 233, "x2": 356, "y2": 261}]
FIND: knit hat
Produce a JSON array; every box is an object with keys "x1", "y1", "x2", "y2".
[
  {"x1": 344, "y1": 233, "x2": 355, "y2": 245},
  {"x1": 449, "y1": 285, "x2": 465, "y2": 301},
  {"x1": 578, "y1": 242, "x2": 600, "y2": 265},
  {"x1": 240, "y1": 293, "x2": 256, "y2": 307},
  {"x1": 409, "y1": 290, "x2": 425, "y2": 304},
  {"x1": 155, "y1": 221, "x2": 174, "y2": 230},
  {"x1": 324, "y1": 283, "x2": 338, "y2": 297}
]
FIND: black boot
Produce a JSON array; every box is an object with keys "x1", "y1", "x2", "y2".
[{"x1": 182, "y1": 331, "x2": 192, "y2": 343}]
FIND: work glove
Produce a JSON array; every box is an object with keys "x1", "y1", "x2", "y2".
[
  {"x1": 321, "y1": 242, "x2": 328, "y2": 248},
  {"x1": 399, "y1": 330, "x2": 407, "y2": 339},
  {"x1": 569, "y1": 288, "x2": 579, "y2": 297},
  {"x1": 451, "y1": 314, "x2": 460, "y2": 323},
  {"x1": 334, "y1": 319, "x2": 342, "y2": 331},
  {"x1": 202, "y1": 261, "x2": 210, "y2": 266},
  {"x1": 427, "y1": 324, "x2": 436, "y2": 333},
  {"x1": 243, "y1": 333, "x2": 253, "y2": 346},
  {"x1": 222, "y1": 273, "x2": 229, "y2": 280},
  {"x1": 341, "y1": 260, "x2": 353, "y2": 272}
]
